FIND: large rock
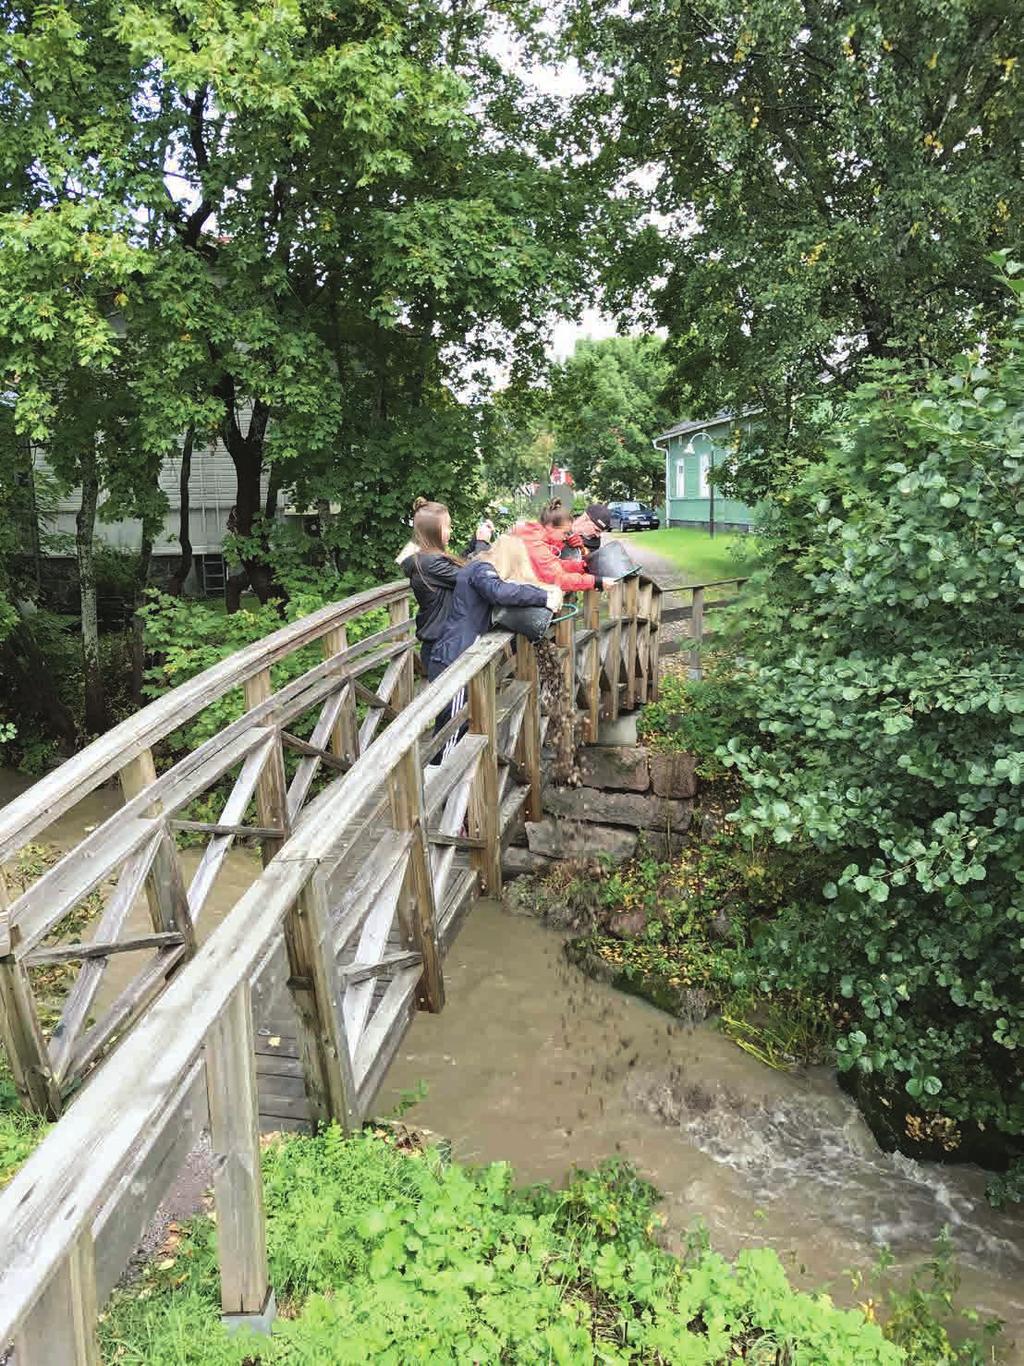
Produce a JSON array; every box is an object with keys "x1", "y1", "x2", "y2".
[
  {"x1": 578, "y1": 745, "x2": 650, "y2": 793},
  {"x1": 542, "y1": 785, "x2": 693, "y2": 834},
  {"x1": 649, "y1": 750, "x2": 699, "y2": 800},
  {"x1": 525, "y1": 818, "x2": 637, "y2": 863},
  {"x1": 501, "y1": 847, "x2": 554, "y2": 881}
]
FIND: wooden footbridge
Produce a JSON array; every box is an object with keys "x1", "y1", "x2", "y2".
[{"x1": 0, "y1": 569, "x2": 744, "y2": 1362}]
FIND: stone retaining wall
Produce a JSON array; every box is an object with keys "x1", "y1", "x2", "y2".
[{"x1": 505, "y1": 745, "x2": 699, "y2": 877}]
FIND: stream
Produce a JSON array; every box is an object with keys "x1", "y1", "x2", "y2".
[{"x1": 4, "y1": 770, "x2": 1023, "y2": 1351}]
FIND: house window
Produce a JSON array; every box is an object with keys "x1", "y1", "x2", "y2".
[
  {"x1": 675, "y1": 458, "x2": 686, "y2": 498},
  {"x1": 698, "y1": 451, "x2": 712, "y2": 498}
]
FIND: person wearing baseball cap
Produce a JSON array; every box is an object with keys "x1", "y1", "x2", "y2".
[{"x1": 570, "y1": 503, "x2": 612, "y2": 554}]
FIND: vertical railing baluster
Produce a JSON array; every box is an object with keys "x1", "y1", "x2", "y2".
[
  {"x1": 15, "y1": 1229, "x2": 99, "y2": 1365},
  {"x1": 468, "y1": 661, "x2": 502, "y2": 895},
  {"x1": 623, "y1": 575, "x2": 640, "y2": 710},
  {"x1": 689, "y1": 586, "x2": 705, "y2": 680},
  {"x1": 389, "y1": 595, "x2": 414, "y2": 710},
  {"x1": 604, "y1": 582, "x2": 624, "y2": 720},
  {"x1": 0, "y1": 871, "x2": 60, "y2": 1116},
  {"x1": 244, "y1": 669, "x2": 290, "y2": 866},
  {"x1": 584, "y1": 590, "x2": 602, "y2": 741},
  {"x1": 206, "y1": 982, "x2": 275, "y2": 1333},
  {"x1": 323, "y1": 625, "x2": 359, "y2": 765},
  {"x1": 514, "y1": 640, "x2": 543, "y2": 822},
  {"x1": 649, "y1": 584, "x2": 663, "y2": 699},
  {"x1": 390, "y1": 748, "x2": 445, "y2": 1012}
]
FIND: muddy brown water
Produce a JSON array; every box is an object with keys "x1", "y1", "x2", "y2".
[{"x1": 4, "y1": 770, "x2": 1023, "y2": 1350}]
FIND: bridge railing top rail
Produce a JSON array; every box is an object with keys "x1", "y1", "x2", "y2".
[{"x1": 0, "y1": 579, "x2": 411, "y2": 865}]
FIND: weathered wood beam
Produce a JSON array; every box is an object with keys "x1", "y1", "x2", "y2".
[
  {"x1": 205, "y1": 984, "x2": 274, "y2": 1329},
  {"x1": 468, "y1": 661, "x2": 501, "y2": 895},
  {"x1": 389, "y1": 748, "x2": 445, "y2": 1014},
  {"x1": 26, "y1": 933, "x2": 184, "y2": 966},
  {"x1": 171, "y1": 820, "x2": 285, "y2": 839}
]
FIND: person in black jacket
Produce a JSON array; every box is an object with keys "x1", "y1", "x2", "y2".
[
  {"x1": 430, "y1": 535, "x2": 562, "y2": 761},
  {"x1": 396, "y1": 499, "x2": 462, "y2": 677},
  {"x1": 462, "y1": 517, "x2": 495, "y2": 557}
]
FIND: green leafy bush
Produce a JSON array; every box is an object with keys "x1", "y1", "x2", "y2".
[
  {"x1": 141, "y1": 570, "x2": 383, "y2": 757},
  {"x1": 695, "y1": 302, "x2": 1024, "y2": 1148},
  {"x1": 100, "y1": 1127, "x2": 908, "y2": 1364},
  {"x1": 636, "y1": 665, "x2": 745, "y2": 779}
]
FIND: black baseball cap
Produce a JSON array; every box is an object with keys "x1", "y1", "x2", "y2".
[{"x1": 586, "y1": 503, "x2": 612, "y2": 531}]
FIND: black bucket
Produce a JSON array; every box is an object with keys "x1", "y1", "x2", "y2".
[
  {"x1": 586, "y1": 540, "x2": 640, "y2": 582},
  {"x1": 492, "y1": 602, "x2": 553, "y2": 642},
  {"x1": 560, "y1": 544, "x2": 584, "y2": 562},
  {"x1": 492, "y1": 602, "x2": 578, "y2": 642}
]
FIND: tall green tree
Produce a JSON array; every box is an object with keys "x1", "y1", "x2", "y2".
[
  {"x1": 548, "y1": 336, "x2": 674, "y2": 501},
  {"x1": 0, "y1": 0, "x2": 591, "y2": 610},
  {"x1": 566, "y1": 0, "x2": 1024, "y2": 500}
]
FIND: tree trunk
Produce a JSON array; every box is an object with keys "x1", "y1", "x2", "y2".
[
  {"x1": 168, "y1": 424, "x2": 195, "y2": 597},
  {"x1": 219, "y1": 392, "x2": 286, "y2": 613},
  {"x1": 129, "y1": 522, "x2": 154, "y2": 704},
  {"x1": 76, "y1": 452, "x2": 107, "y2": 733}
]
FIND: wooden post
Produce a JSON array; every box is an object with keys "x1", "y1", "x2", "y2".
[
  {"x1": 623, "y1": 575, "x2": 640, "y2": 710},
  {"x1": 649, "y1": 585, "x2": 663, "y2": 700},
  {"x1": 244, "y1": 670, "x2": 290, "y2": 866},
  {"x1": 206, "y1": 982, "x2": 275, "y2": 1332},
  {"x1": 389, "y1": 595, "x2": 414, "y2": 710},
  {"x1": 554, "y1": 609, "x2": 576, "y2": 721},
  {"x1": 603, "y1": 582, "x2": 624, "y2": 721},
  {"x1": 467, "y1": 661, "x2": 501, "y2": 895},
  {"x1": 14, "y1": 1229, "x2": 99, "y2": 1366},
  {"x1": 389, "y1": 749, "x2": 445, "y2": 1013},
  {"x1": 689, "y1": 586, "x2": 705, "y2": 679},
  {"x1": 119, "y1": 748, "x2": 196, "y2": 957},
  {"x1": 0, "y1": 864, "x2": 61, "y2": 1117},
  {"x1": 514, "y1": 641, "x2": 543, "y2": 822},
  {"x1": 322, "y1": 626, "x2": 359, "y2": 764},
  {"x1": 584, "y1": 590, "x2": 601, "y2": 742},
  {"x1": 284, "y1": 878, "x2": 360, "y2": 1130},
  {"x1": 636, "y1": 581, "x2": 653, "y2": 703}
]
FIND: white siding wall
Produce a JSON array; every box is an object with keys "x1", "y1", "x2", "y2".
[{"x1": 37, "y1": 428, "x2": 271, "y2": 558}]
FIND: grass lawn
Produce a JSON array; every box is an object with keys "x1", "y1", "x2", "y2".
[{"x1": 617, "y1": 526, "x2": 758, "y2": 584}]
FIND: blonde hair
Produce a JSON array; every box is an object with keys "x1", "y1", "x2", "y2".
[{"x1": 480, "y1": 534, "x2": 543, "y2": 585}]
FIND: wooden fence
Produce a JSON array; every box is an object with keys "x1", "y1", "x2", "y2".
[{"x1": 0, "y1": 571, "x2": 673, "y2": 1362}]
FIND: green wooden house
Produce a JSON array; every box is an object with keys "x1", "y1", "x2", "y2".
[{"x1": 654, "y1": 411, "x2": 759, "y2": 532}]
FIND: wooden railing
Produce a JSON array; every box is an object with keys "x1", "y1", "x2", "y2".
[
  {"x1": 655, "y1": 577, "x2": 748, "y2": 675},
  {"x1": 0, "y1": 569, "x2": 678, "y2": 1364}
]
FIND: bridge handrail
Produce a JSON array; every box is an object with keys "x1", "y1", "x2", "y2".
[
  {"x1": 0, "y1": 562, "x2": 704, "y2": 1360},
  {"x1": 0, "y1": 579, "x2": 411, "y2": 864},
  {"x1": 0, "y1": 634, "x2": 508, "y2": 1355}
]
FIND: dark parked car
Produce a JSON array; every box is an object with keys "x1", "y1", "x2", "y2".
[{"x1": 608, "y1": 501, "x2": 660, "y2": 531}]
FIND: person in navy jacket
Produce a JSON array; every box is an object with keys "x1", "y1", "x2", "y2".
[{"x1": 429, "y1": 536, "x2": 562, "y2": 760}]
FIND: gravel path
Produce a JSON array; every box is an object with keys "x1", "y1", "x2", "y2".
[{"x1": 609, "y1": 535, "x2": 693, "y2": 656}]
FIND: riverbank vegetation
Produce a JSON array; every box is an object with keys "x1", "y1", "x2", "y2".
[
  {"x1": 549, "y1": 302, "x2": 1024, "y2": 1185},
  {"x1": 98, "y1": 1123, "x2": 994, "y2": 1364}
]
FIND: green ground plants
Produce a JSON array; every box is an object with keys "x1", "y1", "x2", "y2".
[{"x1": 100, "y1": 1125, "x2": 911, "y2": 1364}]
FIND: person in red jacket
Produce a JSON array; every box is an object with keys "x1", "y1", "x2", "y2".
[{"x1": 513, "y1": 500, "x2": 614, "y2": 592}]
